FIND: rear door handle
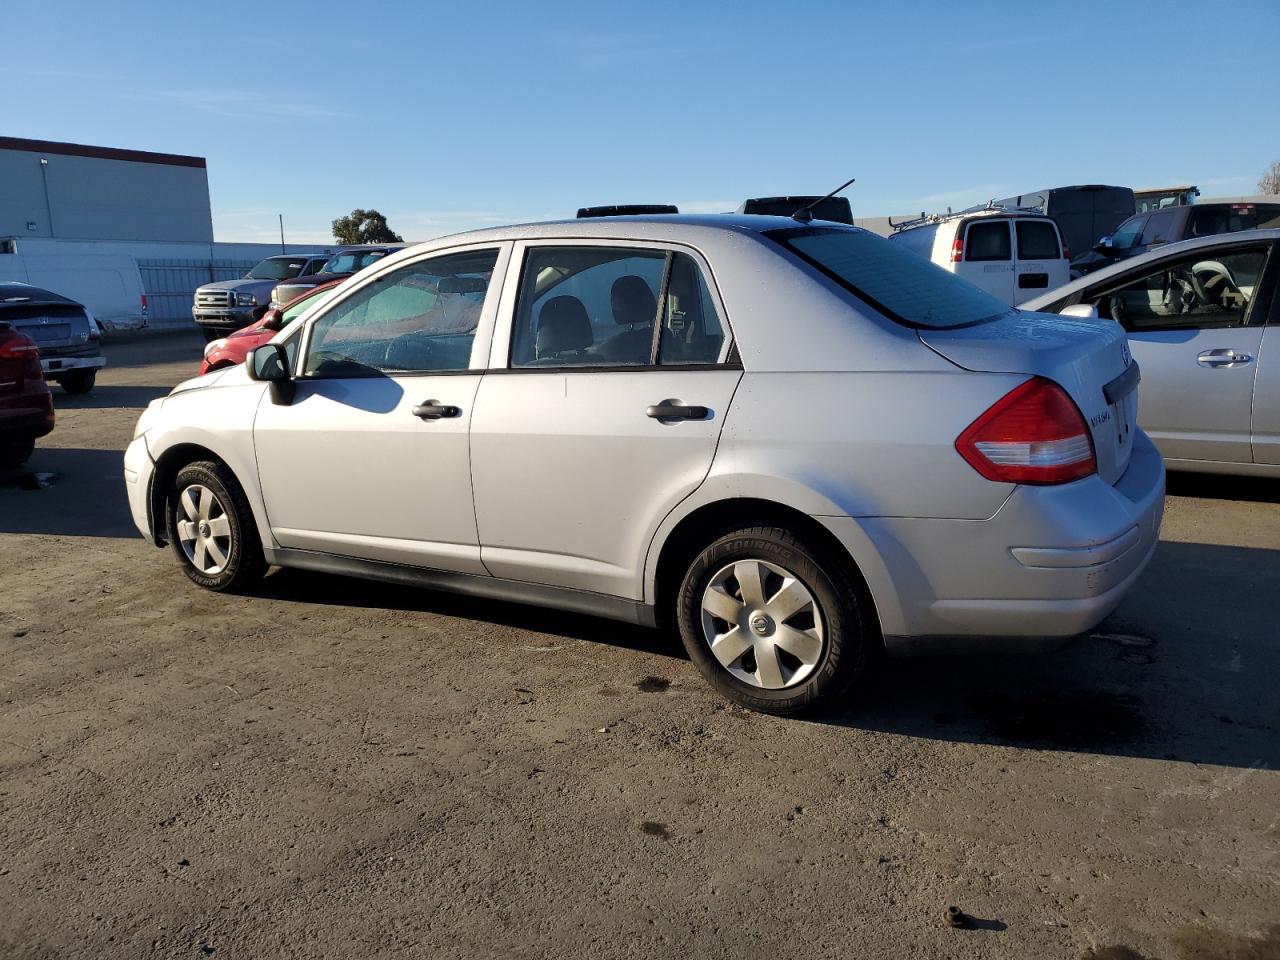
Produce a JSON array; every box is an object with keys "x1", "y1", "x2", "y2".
[
  {"x1": 646, "y1": 399, "x2": 709, "y2": 421},
  {"x1": 1197, "y1": 349, "x2": 1253, "y2": 368},
  {"x1": 412, "y1": 400, "x2": 461, "y2": 420}
]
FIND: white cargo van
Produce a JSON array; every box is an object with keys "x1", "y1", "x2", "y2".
[
  {"x1": 887, "y1": 210, "x2": 1070, "y2": 305},
  {"x1": 0, "y1": 252, "x2": 147, "y2": 332}
]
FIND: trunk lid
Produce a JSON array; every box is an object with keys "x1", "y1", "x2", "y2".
[
  {"x1": 919, "y1": 311, "x2": 1138, "y2": 485},
  {"x1": 0, "y1": 302, "x2": 92, "y2": 354}
]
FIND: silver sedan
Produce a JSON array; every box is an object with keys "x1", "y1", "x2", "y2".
[
  {"x1": 1024, "y1": 228, "x2": 1280, "y2": 477},
  {"x1": 125, "y1": 215, "x2": 1163, "y2": 714}
]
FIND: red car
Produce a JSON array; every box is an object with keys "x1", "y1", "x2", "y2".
[
  {"x1": 199, "y1": 280, "x2": 342, "y2": 375},
  {"x1": 0, "y1": 322, "x2": 55, "y2": 468}
]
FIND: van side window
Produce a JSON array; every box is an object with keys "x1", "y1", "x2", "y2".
[{"x1": 965, "y1": 221, "x2": 1011, "y2": 261}]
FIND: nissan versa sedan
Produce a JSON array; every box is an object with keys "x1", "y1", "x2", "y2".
[
  {"x1": 124, "y1": 216, "x2": 1164, "y2": 714},
  {"x1": 1024, "y1": 229, "x2": 1280, "y2": 476}
]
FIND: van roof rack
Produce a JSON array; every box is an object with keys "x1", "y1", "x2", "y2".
[
  {"x1": 888, "y1": 200, "x2": 1043, "y2": 232},
  {"x1": 576, "y1": 204, "x2": 679, "y2": 218}
]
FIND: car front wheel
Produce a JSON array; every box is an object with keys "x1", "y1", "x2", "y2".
[
  {"x1": 165, "y1": 461, "x2": 266, "y2": 592},
  {"x1": 676, "y1": 525, "x2": 874, "y2": 715}
]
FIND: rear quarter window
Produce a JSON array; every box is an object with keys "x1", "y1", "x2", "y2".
[{"x1": 767, "y1": 227, "x2": 1012, "y2": 330}]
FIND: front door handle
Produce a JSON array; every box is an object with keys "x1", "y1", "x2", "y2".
[
  {"x1": 646, "y1": 399, "x2": 709, "y2": 421},
  {"x1": 1197, "y1": 349, "x2": 1253, "y2": 368},
  {"x1": 412, "y1": 400, "x2": 461, "y2": 420}
]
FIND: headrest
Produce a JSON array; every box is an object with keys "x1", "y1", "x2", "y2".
[
  {"x1": 611, "y1": 275, "x2": 658, "y2": 327},
  {"x1": 536, "y1": 296, "x2": 592, "y2": 357}
]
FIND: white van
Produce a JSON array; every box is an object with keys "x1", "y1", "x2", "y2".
[
  {"x1": 0, "y1": 253, "x2": 147, "y2": 332},
  {"x1": 887, "y1": 210, "x2": 1070, "y2": 305}
]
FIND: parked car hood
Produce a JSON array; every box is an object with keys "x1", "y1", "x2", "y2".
[{"x1": 918, "y1": 310, "x2": 1136, "y2": 485}]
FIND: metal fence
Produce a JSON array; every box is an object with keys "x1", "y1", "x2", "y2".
[{"x1": 138, "y1": 258, "x2": 256, "y2": 330}]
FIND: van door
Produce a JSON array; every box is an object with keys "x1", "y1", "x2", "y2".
[
  {"x1": 959, "y1": 219, "x2": 1015, "y2": 303},
  {"x1": 1012, "y1": 218, "x2": 1068, "y2": 304}
]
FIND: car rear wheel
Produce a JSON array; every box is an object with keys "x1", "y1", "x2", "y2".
[
  {"x1": 676, "y1": 525, "x2": 873, "y2": 715},
  {"x1": 0, "y1": 439, "x2": 35, "y2": 469},
  {"x1": 58, "y1": 370, "x2": 96, "y2": 395},
  {"x1": 165, "y1": 461, "x2": 266, "y2": 592}
]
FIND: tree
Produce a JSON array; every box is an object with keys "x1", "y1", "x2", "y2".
[
  {"x1": 1259, "y1": 160, "x2": 1280, "y2": 195},
  {"x1": 331, "y1": 208, "x2": 403, "y2": 244}
]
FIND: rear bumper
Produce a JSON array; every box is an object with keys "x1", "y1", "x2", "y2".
[
  {"x1": 42, "y1": 355, "x2": 105, "y2": 375},
  {"x1": 123, "y1": 435, "x2": 157, "y2": 541},
  {"x1": 820, "y1": 430, "x2": 1166, "y2": 655},
  {"x1": 0, "y1": 400, "x2": 55, "y2": 442}
]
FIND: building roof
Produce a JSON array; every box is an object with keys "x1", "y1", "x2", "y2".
[{"x1": 0, "y1": 136, "x2": 206, "y2": 169}]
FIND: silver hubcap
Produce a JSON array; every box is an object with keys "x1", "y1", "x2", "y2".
[
  {"x1": 176, "y1": 484, "x2": 232, "y2": 576},
  {"x1": 700, "y1": 559, "x2": 825, "y2": 690}
]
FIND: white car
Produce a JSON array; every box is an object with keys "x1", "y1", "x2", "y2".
[
  {"x1": 888, "y1": 209, "x2": 1071, "y2": 306},
  {"x1": 125, "y1": 215, "x2": 1163, "y2": 714}
]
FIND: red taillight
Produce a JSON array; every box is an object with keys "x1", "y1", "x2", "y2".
[
  {"x1": 956, "y1": 377, "x2": 1096, "y2": 485},
  {"x1": 0, "y1": 332, "x2": 39, "y2": 359},
  {"x1": 950, "y1": 234, "x2": 964, "y2": 262},
  {"x1": 141, "y1": 294, "x2": 149, "y2": 315},
  {"x1": 1061, "y1": 239, "x2": 1070, "y2": 260}
]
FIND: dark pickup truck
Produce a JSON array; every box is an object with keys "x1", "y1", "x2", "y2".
[
  {"x1": 1074, "y1": 200, "x2": 1280, "y2": 275},
  {"x1": 270, "y1": 245, "x2": 405, "y2": 307}
]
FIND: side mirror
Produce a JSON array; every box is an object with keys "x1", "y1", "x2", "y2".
[
  {"x1": 1059, "y1": 302, "x2": 1099, "y2": 319},
  {"x1": 1093, "y1": 236, "x2": 1113, "y2": 253},
  {"x1": 246, "y1": 343, "x2": 295, "y2": 405}
]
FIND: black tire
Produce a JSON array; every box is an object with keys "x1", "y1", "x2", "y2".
[
  {"x1": 0, "y1": 438, "x2": 35, "y2": 469},
  {"x1": 164, "y1": 460, "x2": 267, "y2": 592},
  {"x1": 200, "y1": 327, "x2": 223, "y2": 343},
  {"x1": 675, "y1": 525, "x2": 874, "y2": 715},
  {"x1": 58, "y1": 370, "x2": 97, "y2": 395}
]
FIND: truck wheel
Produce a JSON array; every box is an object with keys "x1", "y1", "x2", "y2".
[
  {"x1": 59, "y1": 370, "x2": 97, "y2": 395},
  {"x1": 0, "y1": 439, "x2": 35, "y2": 469},
  {"x1": 200, "y1": 328, "x2": 222, "y2": 343},
  {"x1": 675, "y1": 525, "x2": 875, "y2": 716},
  {"x1": 165, "y1": 460, "x2": 267, "y2": 592}
]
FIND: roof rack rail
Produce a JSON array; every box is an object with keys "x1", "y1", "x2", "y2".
[
  {"x1": 576, "y1": 204, "x2": 678, "y2": 218},
  {"x1": 889, "y1": 200, "x2": 1043, "y2": 232}
]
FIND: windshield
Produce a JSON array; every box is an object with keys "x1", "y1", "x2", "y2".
[
  {"x1": 321, "y1": 251, "x2": 389, "y2": 274},
  {"x1": 246, "y1": 258, "x2": 308, "y2": 280},
  {"x1": 766, "y1": 227, "x2": 1011, "y2": 329},
  {"x1": 282, "y1": 287, "x2": 336, "y2": 324}
]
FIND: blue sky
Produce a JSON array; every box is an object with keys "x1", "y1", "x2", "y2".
[{"x1": 7, "y1": 0, "x2": 1278, "y2": 243}]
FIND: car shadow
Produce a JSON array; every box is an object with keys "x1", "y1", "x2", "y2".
[
  {"x1": 252, "y1": 567, "x2": 682, "y2": 659},
  {"x1": 1166, "y1": 469, "x2": 1280, "y2": 504},
  {"x1": 52, "y1": 384, "x2": 170, "y2": 410},
  {"x1": 251, "y1": 540, "x2": 1277, "y2": 771},
  {"x1": 815, "y1": 539, "x2": 1279, "y2": 772},
  {"x1": 100, "y1": 330, "x2": 206, "y2": 368},
  {"x1": 0, "y1": 447, "x2": 138, "y2": 538}
]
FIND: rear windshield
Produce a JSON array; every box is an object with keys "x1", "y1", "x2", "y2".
[
  {"x1": 1016, "y1": 220, "x2": 1061, "y2": 259},
  {"x1": 1190, "y1": 204, "x2": 1280, "y2": 236},
  {"x1": 246, "y1": 258, "x2": 307, "y2": 280},
  {"x1": 765, "y1": 227, "x2": 1011, "y2": 329},
  {"x1": 322, "y1": 251, "x2": 389, "y2": 274}
]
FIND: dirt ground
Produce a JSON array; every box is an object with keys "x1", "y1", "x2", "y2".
[{"x1": 1, "y1": 331, "x2": 1278, "y2": 960}]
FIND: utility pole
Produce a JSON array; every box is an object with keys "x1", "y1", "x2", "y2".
[{"x1": 278, "y1": 214, "x2": 286, "y2": 253}]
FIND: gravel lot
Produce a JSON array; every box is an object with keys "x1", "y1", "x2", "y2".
[{"x1": 2, "y1": 332, "x2": 1278, "y2": 960}]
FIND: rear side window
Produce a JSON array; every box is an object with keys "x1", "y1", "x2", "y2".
[
  {"x1": 767, "y1": 227, "x2": 1011, "y2": 330},
  {"x1": 1015, "y1": 220, "x2": 1061, "y2": 259},
  {"x1": 965, "y1": 221, "x2": 1011, "y2": 261}
]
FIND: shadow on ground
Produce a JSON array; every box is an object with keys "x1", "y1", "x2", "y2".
[
  {"x1": 0, "y1": 448, "x2": 137, "y2": 538},
  {"x1": 52, "y1": 384, "x2": 170, "y2": 411},
  {"x1": 1166, "y1": 470, "x2": 1280, "y2": 504}
]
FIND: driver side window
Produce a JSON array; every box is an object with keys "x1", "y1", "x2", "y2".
[
  {"x1": 303, "y1": 248, "x2": 498, "y2": 377},
  {"x1": 1094, "y1": 247, "x2": 1269, "y2": 331}
]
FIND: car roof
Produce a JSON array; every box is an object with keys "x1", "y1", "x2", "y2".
[
  {"x1": 0, "y1": 281, "x2": 79, "y2": 305},
  {"x1": 405, "y1": 213, "x2": 860, "y2": 251},
  {"x1": 1024, "y1": 228, "x2": 1280, "y2": 307}
]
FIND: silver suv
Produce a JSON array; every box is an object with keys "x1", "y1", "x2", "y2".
[{"x1": 125, "y1": 216, "x2": 1164, "y2": 714}]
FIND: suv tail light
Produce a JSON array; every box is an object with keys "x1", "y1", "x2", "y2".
[
  {"x1": 956, "y1": 377, "x2": 1096, "y2": 485},
  {"x1": 0, "y1": 328, "x2": 44, "y2": 381},
  {"x1": 950, "y1": 234, "x2": 964, "y2": 263}
]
